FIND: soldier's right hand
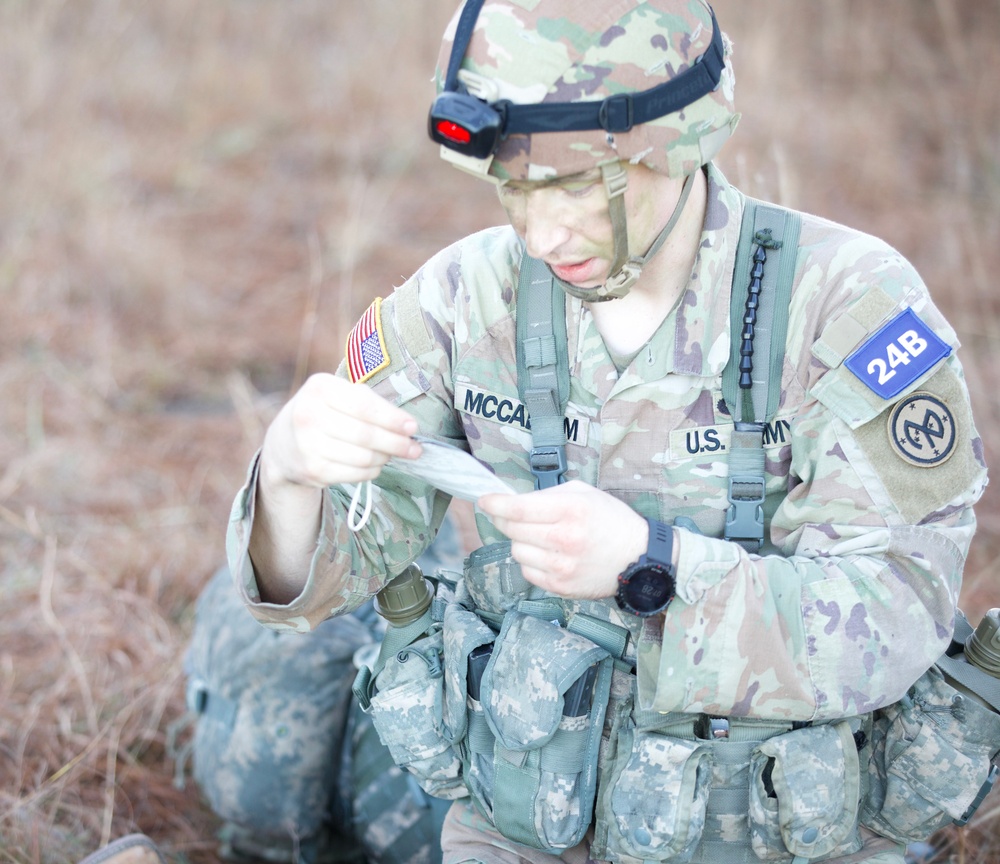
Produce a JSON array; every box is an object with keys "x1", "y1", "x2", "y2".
[{"x1": 258, "y1": 373, "x2": 422, "y2": 493}]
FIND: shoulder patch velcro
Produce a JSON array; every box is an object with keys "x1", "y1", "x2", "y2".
[
  {"x1": 345, "y1": 298, "x2": 391, "y2": 384},
  {"x1": 844, "y1": 308, "x2": 951, "y2": 399}
]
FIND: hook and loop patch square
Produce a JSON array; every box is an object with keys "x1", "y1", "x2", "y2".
[
  {"x1": 346, "y1": 297, "x2": 391, "y2": 384},
  {"x1": 843, "y1": 308, "x2": 951, "y2": 399}
]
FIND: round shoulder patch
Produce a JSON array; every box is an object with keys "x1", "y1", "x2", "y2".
[{"x1": 887, "y1": 391, "x2": 956, "y2": 467}]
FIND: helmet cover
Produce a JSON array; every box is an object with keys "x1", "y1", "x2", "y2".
[{"x1": 434, "y1": 0, "x2": 739, "y2": 182}]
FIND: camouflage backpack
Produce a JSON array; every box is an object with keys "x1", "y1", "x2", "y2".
[{"x1": 172, "y1": 518, "x2": 462, "y2": 864}]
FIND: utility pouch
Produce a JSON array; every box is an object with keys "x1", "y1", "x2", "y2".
[
  {"x1": 460, "y1": 541, "x2": 534, "y2": 616},
  {"x1": 596, "y1": 721, "x2": 712, "y2": 863},
  {"x1": 441, "y1": 603, "x2": 497, "y2": 807},
  {"x1": 748, "y1": 721, "x2": 863, "y2": 862},
  {"x1": 862, "y1": 664, "x2": 1000, "y2": 843},
  {"x1": 367, "y1": 626, "x2": 467, "y2": 800},
  {"x1": 465, "y1": 608, "x2": 613, "y2": 851}
]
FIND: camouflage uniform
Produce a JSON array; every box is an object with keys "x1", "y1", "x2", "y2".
[
  {"x1": 228, "y1": 1, "x2": 989, "y2": 861},
  {"x1": 230, "y1": 161, "x2": 984, "y2": 715},
  {"x1": 227, "y1": 164, "x2": 987, "y2": 863}
]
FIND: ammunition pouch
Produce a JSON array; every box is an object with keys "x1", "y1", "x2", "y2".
[
  {"x1": 591, "y1": 708, "x2": 866, "y2": 864},
  {"x1": 862, "y1": 663, "x2": 1000, "y2": 843},
  {"x1": 360, "y1": 548, "x2": 1000, "y2": 861}
]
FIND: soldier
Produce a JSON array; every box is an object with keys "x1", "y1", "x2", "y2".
[{"x1": 227, "y1": 1, "x2": 991, "y2": 863}]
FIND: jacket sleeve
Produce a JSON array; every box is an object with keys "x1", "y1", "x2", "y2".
[
  {"x1": 226, "y1": 229, "x2": 519, "y2": 632},
  {"x1": 637, "y1": 264, "x2": 988, "y2": 722}
]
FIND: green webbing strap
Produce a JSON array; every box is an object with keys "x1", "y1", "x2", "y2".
[
  {"x1": 516, "y1": 253, "x2": 570, "y2": 489},
  {"x1": 351, "y1": 606, "x2": 435, "y2": 711},
  {"x1": 516, "y1": 597, "x2": 631, "y2": 660},
  {"x1": 936, "y1": 653, "x2": 1000, "y2": 714},
  {"x1": 722, "y1": 197, "x2": 801, "y2": 553}
]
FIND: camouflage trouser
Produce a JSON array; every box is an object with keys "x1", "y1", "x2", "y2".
[
  {"x1": 439, "y1": 800, "x2": 906, "y2": 864},
  {"x1": 440, "y1": 801, "x2": 593, "y2": 864}
]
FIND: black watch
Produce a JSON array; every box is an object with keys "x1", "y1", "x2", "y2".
[{"x1": 615, "y1": 518, "x2": 676, "y2": 617}]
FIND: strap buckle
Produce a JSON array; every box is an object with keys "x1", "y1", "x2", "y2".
[
  {"x1": 529, "y1": 445, "x2": 567, "y2": 490},
  {"x1": 598, "y1": 93, "x2": 634, "y2": 133},
  {"x1": 709, "y1": 717, "x2": 730, "y2": 739},
  {"x1": 955, "y1": 761, "x2": 999, "y2": 826},
  {"x1": 725, "y1": 475, "x2": 765, "y2": 547}
]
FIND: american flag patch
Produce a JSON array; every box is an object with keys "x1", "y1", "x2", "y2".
[{"x1": 345, "y1": 298, "x2": 391, "y2": 383}]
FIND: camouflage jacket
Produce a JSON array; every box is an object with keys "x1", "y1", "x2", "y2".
[{"x1": 228, "y1": 164, "x2": 987, "y2": 722}]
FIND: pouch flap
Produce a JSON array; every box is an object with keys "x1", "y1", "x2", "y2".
[
  {"x1": 442, "y1": 603, "x2": 495, "y2": 743},
  {"x1": 892, "y1": 666, "x2": 1000, "y2": 819},
  {"x1": 483, "y1": 611, "x2": 608, "y2": 751},
  {"x1": 756, "y1": 721, "x2": 860, "y2": 858},
  {"x1": 463, "y1": 541, "x2": 534, "y2": 615}
]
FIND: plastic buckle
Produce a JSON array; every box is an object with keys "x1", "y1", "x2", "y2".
[
  {"x1": 725, "y1": 476, "x2": 765, "y2": 545},
  {"x1": 530, "y1": 445, "x2": 567, "y2": 490},
  {"x1": 955, "y1": 761, "x2": 999, "y2": 826},
  {"x1": 601, "y1": 260, "x2": 641, "y2": 298},
  {"x1": 598, "y1": 93, "x2": 634, "y2": 133}
]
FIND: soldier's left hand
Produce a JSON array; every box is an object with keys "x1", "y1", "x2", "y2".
[{"x1": 478, "y1": 481, "x2": 647, "y2": 599}]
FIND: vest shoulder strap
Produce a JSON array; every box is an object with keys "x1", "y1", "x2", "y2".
[
  {"x1": 510, "y1": 196, "x2": 801, "y2": 546},
  {"x1": 722, "y1": 196, "x2": 802, "y2": 552},
  {"x1": 515, "y1": 253, "x2": 570, "y2": 489}
]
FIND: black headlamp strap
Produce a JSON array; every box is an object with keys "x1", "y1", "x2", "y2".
[{"x1": 444, "y1": 0, "x2": 488, "y2": 92}]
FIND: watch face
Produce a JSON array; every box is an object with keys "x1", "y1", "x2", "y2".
[{"x1": 623, "y1": 564, "x2": 675, "y2": 616}]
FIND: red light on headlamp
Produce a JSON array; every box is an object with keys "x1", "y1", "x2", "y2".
[
  {"x1": 435, "y1": 120, "x2": 472, "y2": 145},
  {"x1": 428, "y1": 91, "x2": 505, "y2": 159}
]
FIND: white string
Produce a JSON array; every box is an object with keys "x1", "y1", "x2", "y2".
[{"x1": 347, "y1": 480, "x2": 373, "y2": 532}]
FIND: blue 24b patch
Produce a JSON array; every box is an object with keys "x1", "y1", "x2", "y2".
[{"x1": 844, "y1": 308, "x2": 951, "y2": 399}]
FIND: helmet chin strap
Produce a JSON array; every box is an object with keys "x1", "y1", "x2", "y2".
[{"x1": 553, "y1": 162, "x2": 695, "y2": 302}]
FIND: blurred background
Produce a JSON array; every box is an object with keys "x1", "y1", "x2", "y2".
[{"x1": 1, "y1": 0, "x2": 998, "y2": 861}]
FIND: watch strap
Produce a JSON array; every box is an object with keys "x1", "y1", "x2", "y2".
[{"x1": 642, "y1": 518, "x2": 673, "y2": 568}]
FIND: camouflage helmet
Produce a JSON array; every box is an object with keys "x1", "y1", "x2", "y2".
[{"x1": 430, "y1": 0, "x2": 738, "y2": 183}]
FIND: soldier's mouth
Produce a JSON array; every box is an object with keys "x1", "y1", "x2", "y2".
[{"x1": 549, "y1": 258, "x2": 600, "y2": 285}]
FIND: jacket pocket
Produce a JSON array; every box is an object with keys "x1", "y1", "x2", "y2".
[
  {"x1": 599, "y1": 725, "x2": 712, "y2": 863},
  {"x1": 368, "y1": 628, "x2": 466, "y2": 800},
  {"x1": 748, "y1": 722, "x2": 862, "y2": 861},
  {"x1": 862, "y1": 665, "x2": 1000, "y2": 843}
]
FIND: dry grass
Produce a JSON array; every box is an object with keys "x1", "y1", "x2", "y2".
[{"x1": 0, "y1": 0, "x2": 997, "y2": 861}]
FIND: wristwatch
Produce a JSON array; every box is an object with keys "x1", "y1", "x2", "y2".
[{"x1": 615, "y1": 518, "x2": 676, "y2": 617}]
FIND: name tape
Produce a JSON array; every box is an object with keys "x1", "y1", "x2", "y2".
[{"x1": 455, "y1": 385, "x2": 589, "y2": 445}]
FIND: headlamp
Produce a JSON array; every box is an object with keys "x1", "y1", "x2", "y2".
[
  {"x1": 428, "y1": 0, "x2": 725, "y2": 161},
  {"x1": 428, "y1": 91, "x2": 506, "y2": 160}
]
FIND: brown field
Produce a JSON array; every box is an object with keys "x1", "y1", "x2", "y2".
[{"x1": 1, "y1": 0, "x2": 998, "y2": 861}]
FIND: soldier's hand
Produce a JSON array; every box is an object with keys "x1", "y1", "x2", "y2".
[
  {"x1": 478, "y1": 481, "x2": 647, "y2": 600},
  {"x1": 259, "y1": 373, "x2": 422, "y2": 494}
]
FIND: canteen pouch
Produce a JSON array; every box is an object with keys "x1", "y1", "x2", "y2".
[
  {"x1": 748, "y1": 721, "x2": 863, "y2": 861},
  {"x1": 368, "y1": 626, "x2": 467, "y2": 800},
  {"x1": 470, "y1": 609, "x2": 613, "y2": 851},
  {"x1": 862, "y1": 664, "x2": 1000, "y2": 843},
  {"x1": 596, "y1": 722, "x2": 712, "y2": 863}
]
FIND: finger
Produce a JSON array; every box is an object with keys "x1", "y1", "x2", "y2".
[
  {"x1": 315, "y1": 411, "x2": 422, "y2": 462},
  {"x1": 287, "y1": 387, "x2": 421, "y2": 463},
  {"x1": 491, "y1": 515, "x2": 561, "y2": 551},
  {"x1": 478, "y1": 491, "x2": 560, "y2": 523},
  {"x1": 309, "y1": 374, "x2": 418, "y2": 436}
]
